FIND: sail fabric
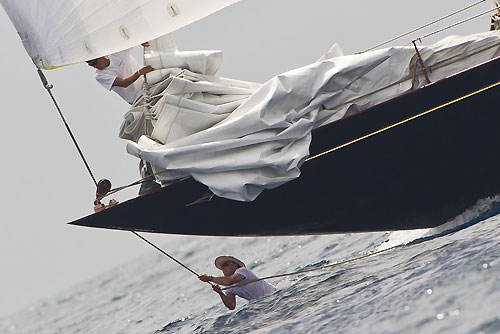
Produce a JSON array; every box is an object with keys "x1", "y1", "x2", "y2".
[
  {"x1": 0, "y1": 0, "x2": 241, "y2": 69},
  {"x1": 119, "y1": 47, "x2": 261, "y2": 183},
  {"x1": 119, "y1": 48, "x2": 260, "y2": 143},
  {"x1": 127, "y1": 31, "x2": 500, "y2": 201}
]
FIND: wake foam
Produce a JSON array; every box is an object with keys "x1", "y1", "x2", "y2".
[{"x1": 378, "y1": 194, "x2": 500, "y2": 250}]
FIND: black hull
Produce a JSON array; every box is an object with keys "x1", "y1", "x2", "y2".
[{"x1": 69, "y1": 56, "x2": 500, "y2": 236}]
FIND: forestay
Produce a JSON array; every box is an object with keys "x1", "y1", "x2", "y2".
[
  {"x1": 0, "y1": 0, "x2": 241, "y2": 69},
  {"x1": 127, "y1": 31, "x2": 500, "y2": 201}
]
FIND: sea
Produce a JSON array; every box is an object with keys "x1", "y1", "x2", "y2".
[{"x1": 2, "y1": 196, "x2": 500, "y2": 334}]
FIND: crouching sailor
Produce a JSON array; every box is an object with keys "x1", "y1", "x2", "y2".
[{"x1": 198, "y1": 256, "x2": 275, "y2": 310}]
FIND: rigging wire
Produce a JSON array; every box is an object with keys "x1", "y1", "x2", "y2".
[
  {"x1": 418, "y1": 7, "x2": 500, "y2": 40},
  {"x1": 361, "y1": 0, "x2": 488, "y2": 53},
  {"x1": 37, "y1": 69, "x2": 98, "y2": 187}
]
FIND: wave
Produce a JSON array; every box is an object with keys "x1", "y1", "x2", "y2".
[{"x1": 379, "y1": 194, "x2": 500, "y2": 250}]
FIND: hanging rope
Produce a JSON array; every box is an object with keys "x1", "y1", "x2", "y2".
[
  {"x1": 130, "y1": 231, "x2": 403, "y2": 290},
  {"x1": 37, "y1": 69, "x2": 98, "y2": 187},
  {"x1": 131, "y1": 231, "x2": 213, "y2": 286}
]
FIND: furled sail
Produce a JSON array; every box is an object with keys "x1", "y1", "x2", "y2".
[
  {"x1": 0, "y1": 0, "x2": 241, "y2": 69},
  {"x1": 128, "y1": 31, "x2": 500, "y2": 201},
  {"x1": 119, "y1": 43, "x2": 262, "y2": 184}
]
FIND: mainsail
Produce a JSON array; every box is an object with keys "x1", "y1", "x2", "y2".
[{"x1": 0, "y1": 0, "x2": 242, "y2": 69}]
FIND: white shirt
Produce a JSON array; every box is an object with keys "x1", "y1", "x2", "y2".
[
  {"x1": 224, "y1": 267, "x2": 275, "y2": 301},
  {"x1": 95, "y1": 48, "x2": 143, "y2": 104}
]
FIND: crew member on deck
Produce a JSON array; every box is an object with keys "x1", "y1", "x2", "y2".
[
  {"x1": 86, "y1": 42, "x2": 154, "y2": 104},
  {"x1": 198, "y1": 256, "x2": 276, "y2": 310}
]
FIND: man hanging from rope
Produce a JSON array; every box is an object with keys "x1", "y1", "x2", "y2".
[
  {"x1": 198, "y1": 256, "x2": 275, "y2": 310},
  {"x1": 86, "y1": 42, "x2": 154, "y2": 104}
]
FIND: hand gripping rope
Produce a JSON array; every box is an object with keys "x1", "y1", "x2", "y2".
[{"x1": 131, "y1": 230, "x2": 404, "y2": 290}]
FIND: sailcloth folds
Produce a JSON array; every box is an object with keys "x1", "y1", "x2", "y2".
[
  {"x1": 127, "y1": 31, "x2": 500, "y2": 201},
  {"x1": 0, "y1": 0, "x2": 241, "y2": 69}
]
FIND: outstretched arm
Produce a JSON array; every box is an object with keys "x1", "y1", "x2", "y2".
[
  {"x1": 199, "y1": 273, "x2": 244, "y2": 286},
  {"x1": 112, "y1": 65, "x2": 154, "y2": 88}
]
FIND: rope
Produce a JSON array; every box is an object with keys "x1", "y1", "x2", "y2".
[
  {"x1": 306, "y1": 79, "x2": 500, "y2": 162},
  {"x1": 361, "y1": 0, "x2": 487, "y2": 53},
  {"x1": 106, "y1": 175, "x2": 153, "y2": 197},
  {"x1": 37, "y1": 69, "x2": 98, "y2": 187},
  {"x1": 306, "y1": 39, "x2": 500, "y2": 122},
  {"x1": 131, "y1": 231, "x2": 217, "y2": 287},
  {"x1": 131, "y1": 231, "x2": 202, "y2": 277},
  {"x1": 221, "y1": 244, "x2": 403, "y2": 290},
  {"x1": 418, "y1": 7, "x2": 500, "y2": 40},
  {"x1": 130, "y1": 230, "x2": 403, "y2": 290},
  {"x1": 105, "y1": 171, "x2": 188, "y2": 198}
]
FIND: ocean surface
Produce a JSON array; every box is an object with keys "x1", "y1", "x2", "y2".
[{"x1": 2, "y1": 196, "x2": 500, "y2": 334}]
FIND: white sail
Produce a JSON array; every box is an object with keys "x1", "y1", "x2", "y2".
[
  {"x1": 0, "y1": 0, "x2": 241, "y2": 69},
  {"x1": 128, "y1": 31, "x2": 500, "y2": 201}
]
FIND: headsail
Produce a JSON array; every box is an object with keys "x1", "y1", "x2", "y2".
[{"x1": 0, "y1": 0, "x2": 241, "y2": 69}]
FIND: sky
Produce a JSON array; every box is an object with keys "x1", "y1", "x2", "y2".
[{"x1": 0, "y1": 0, "x2": 490, "y2": 318}]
